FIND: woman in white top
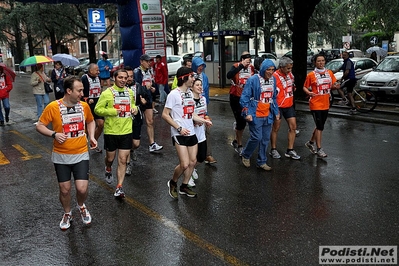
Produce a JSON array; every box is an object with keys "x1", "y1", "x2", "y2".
[
  {"x1": 30, "y1": 63, "x2": 52, "y2": 121},
  {"x1": 162, "y1": 67, "x2": 212, "y2": 199}
]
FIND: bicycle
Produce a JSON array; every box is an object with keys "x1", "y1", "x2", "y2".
[{"x1": 329, "y1": 82, "x2": 378, "y2": 112}]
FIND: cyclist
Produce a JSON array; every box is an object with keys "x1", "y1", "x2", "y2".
[{"x1": 335, "y1": 50, "x2": 357, "y2": 114}]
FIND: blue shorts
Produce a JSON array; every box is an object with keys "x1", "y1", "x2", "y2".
[{"x1": 278, "y1": 106, "x2": 296, "y2": 120}]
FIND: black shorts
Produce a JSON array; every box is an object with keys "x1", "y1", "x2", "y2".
[
  {"x1": 311, "y1": 110, "x2": 329, "y2": 131},
  {"x1": 278, "y1": 106, "x2": 296, "y2": 120},
  {"x1": 54, "y1": 160, "x2": 89, "y2": 183},
  {"x1": 132, "y1": 113, "x2": 143, "y2": 140},
  {"x1": 341, "y1": 79, "x2": 357, "y2": 93},
  {"x1": 172, "y1": 135, "x2": 198, "y2": 147},
  {"x1": 229, "y1": 94, "x2": 247, "y2": 130},
  {"x1": 104, "y1": 133, "x2": 133, "y2": 151},
  {"x1": 197, "y1": 140, "x2": 207, "y2": 163}
]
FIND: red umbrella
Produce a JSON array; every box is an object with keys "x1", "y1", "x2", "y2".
[{"x1": 0, "y1": 63, "x2": 16, "y2": 82}]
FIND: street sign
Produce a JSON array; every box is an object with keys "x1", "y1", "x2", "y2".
[
  {"x1": 370, "y1": 36, "x2": 378, "y2": 45},
  {"x1": 87, "y1": 9, "x2": 106, "y2": 34}
]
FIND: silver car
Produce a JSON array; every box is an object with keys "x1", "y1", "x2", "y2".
[
  {"x1": 359, "y1": 55, "x2": 399, "y2": 96},
  {"x1": 325, "y1": 57, "x2": 378, "y2": 81}
]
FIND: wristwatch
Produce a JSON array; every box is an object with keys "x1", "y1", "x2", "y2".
[
  {"x1": 177, "y1": 127, "x2": 182, "y2": 133},
  {"x1": 52, "y1": 132, "x2": 56, "y2": 138}
]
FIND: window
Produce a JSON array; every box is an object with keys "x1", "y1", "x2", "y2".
[
  {"x1": 182, "y1": 43, "x2": 188, "y2": 53},
  {"x1": 100, "y1": 41, "x2": 108, "y2": 54},
  {"x1": 79, "y1": 41, "x2": 88, "y2": 54}
]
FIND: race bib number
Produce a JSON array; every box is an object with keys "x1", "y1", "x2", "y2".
[
  {"x1": 62, "y1": 112, "x2": 85, "y2": 138},
  {"x1": 114, "y1": 96, "x2": 131, "y2": 117}
]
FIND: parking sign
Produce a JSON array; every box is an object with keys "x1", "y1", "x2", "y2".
[{"x1": 88, "y1": 9, "x2": 106, "y2": 34}]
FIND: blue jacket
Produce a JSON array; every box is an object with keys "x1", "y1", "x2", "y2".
[
  {"x1": 192, "y1": 57, "x2": 210, "y2": 104},
  {"x1": 97, "y1": 59, "x2": 113, "y2": 79},
  {"x1": 240, "y1": 59, "x2": 278, "y2": 125}
]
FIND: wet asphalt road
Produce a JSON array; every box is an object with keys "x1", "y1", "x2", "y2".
[{"x1": 0, "y1": 75, "x2": 399, "y2": 265}]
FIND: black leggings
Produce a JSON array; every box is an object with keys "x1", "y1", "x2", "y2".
[{"x1": 311, "y1": 110, "x2": 328, "y2": 131}]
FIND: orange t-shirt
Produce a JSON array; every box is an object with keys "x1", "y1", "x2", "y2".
[
  {"x1": 273, "y1": 70, "x2": 294, "y2": 108},
  {"x1": 40, "y1": 100, "x2": 94, "y2": 155},
  {"x1": 303, "y1": 69, "x2": 336, "y2": 110}
]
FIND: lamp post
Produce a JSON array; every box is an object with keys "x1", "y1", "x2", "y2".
[{"x1": 217, "y1": 0, "x2": 222, "y2": 88}]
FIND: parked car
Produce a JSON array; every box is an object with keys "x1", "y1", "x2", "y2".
[
  {"x1": 73, "y1": 58, "x2": 90, "y2": 75},
  {"x1": 359, "y1": 55, "x2": 399, "y2": 97},
  {"x1": 251, "y1": 52, "x2": 279, "y2": 68},
  {"x1": 182, "y1": 51, "x2": 203, "y2": 61},
  {"x1": 282, "y1": 49, "x2": 315, "y2": 67},
  {"x1": 167, "y1": 55, "x2": 183, "y2": 77}
]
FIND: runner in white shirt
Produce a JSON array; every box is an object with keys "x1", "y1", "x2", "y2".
[{"x1": 162, "y1": 67, "x2": 212, "y2": 199}]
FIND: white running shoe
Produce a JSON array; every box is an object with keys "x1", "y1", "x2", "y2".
[
  {"x1": 188, "y1": 177, "x2": 196, "y2": 188},
  {"x1": 149, "y1": 142, "x2": 163, "y2": 152},
  {"x1": 78, "y1": 204, "x2": 92, "y2": 225},
  {"x1": 59, "y1": 212, "x2": 72, "y2": 230},
  {"x1": 191, "y1": 168, "x2": 199, "y2": 180}
]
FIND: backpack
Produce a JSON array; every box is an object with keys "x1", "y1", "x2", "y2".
[{"x1": 56, "y1": 69, "x2": 65, "y2": 93}]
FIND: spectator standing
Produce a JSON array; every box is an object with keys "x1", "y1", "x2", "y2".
[
  {"x1": 134, "y1": 54, "x2": 163, "y2": 153},
  {"x1": 36, "y1": 76, "x2": 97, "y2": 230},
  {"x1": 192, "y1": 56, "x2": 217, "y2": 164},
  {"x1": 51, "y1": 61, "x2": 67, "y2": 100},
  {"x1": 97, "y1": 53, "x2": 113, "y2": 89},
  {"x1": 30, "y1": 63, "x2": 51, "y2": 124},
  {"x1": 0, "y1": 66, "x2": 13, "y2": 126},
  {"x1": 94, "y1": 69, "x2": 138, "y2": 198},
  {"x1": 81, "y1": 63, "x2": 104, "y2": 153},
  {"x1": 269, "y1": 57, "x2": 301, "y2": 160},
  {"x1": 226, "y1": 52, "x2": 255, "y2": 154},
  {"x1": 303, "y1": 54, "x2": 340, "y2": 158},
  {"x1": 162, "y1": 67, "x2": 212, "y2": 199},
  {"x1": 240, "y1": 59, "x2": 278, "y2": 171},
  {"x1": 154, "y1": 55, "x2": 168, "y2": 105}
]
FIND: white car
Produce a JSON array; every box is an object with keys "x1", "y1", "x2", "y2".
[
  {"x1": 251, "y1": 52, "x2": 279, "y2": 68},
  {"x1": 359, "y1": 55, "x2": 399, "y2": 97},
  {"x1": 167, "y1": 55, "x2": 183, "y2": 77}
]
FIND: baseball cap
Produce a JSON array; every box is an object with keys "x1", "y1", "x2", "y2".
[{"x1": 140, "y1": 54, "x2": 151, "y2": 61}]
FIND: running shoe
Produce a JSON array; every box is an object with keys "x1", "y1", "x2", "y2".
[
  {"x1": 188, "y1": 177, "x2": 196, "y2": 188},
  {"x1": 231, "y1": 139, "x2": 238, "y2": 149},
  {"x1": 236, "y1": 146, "x2": 243, "y2": 155},
  {"x1": 59, "y1": 212, "x2": 72, "y2": 230},
  {"x1": 105, "y1": 168, "x2": 113, "y2": 184},
  {"x1": 349, "y1": 109, "x2": 358, "y2": 115},
  {"x1": 167, "y1": 180, "x2": 178, "y2": 199},
  {"x1": 305, "y1": 141, "x2": 317, "y2": 154},
  {"x1": 131, "y1": 150, "x2": 138, "y2": 161},
  {"x1": 285, "y1": 150, "x2": 301, "y2": 160},
  {"x1": 269, "y1": 149, "x2": 281, "y2": 159},
  {"x1": 149, "y1": 142, "x2": 163, "y2": 152},
  {"x1": 191, "y1": 168, "x2": 198, "y2": 180},
  {"x1": 316, "y1": 148, "x2": 328, "y2": 158},
  {"x1": 0, "y1": 121, "x2": 4, "y2": 126},
  {"x1": 114, "y1": 186, "x2": 125, "y2": 198},
  {"x1": 338, "y1": 98, "x2": 349, "y2": 105},
  {"x1": 256, "y1": 163, "x2": 272, "y2": 171},
  {"x1": 125, "y1": 162, "x2": 132, "y2": 176},
  {"x1": 5, "y1": 116, "x2": 9, "y2": 123},
  {"x1": 242, "y1": 157, "x2": 250, "y2": 168},
  {"x1": 94, "y1": 147, "x2": 102, "y2": 153},
  {"x1": 179, "y1": 186, "x2": 197, "y2": 198},
  {"x1": 153, "y1": 108, "x2": 159, "y2": 114},
  {"x1": 204, "y1": 155, "x2": 217, "y2": 164},
  {"x1": 79, "y1": 204, "x2": 92, "y2": 225}
]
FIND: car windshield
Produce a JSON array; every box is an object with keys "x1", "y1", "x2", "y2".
[
  {"x1": 325, "y1": 60, "x2": 343, "y2": 71},
  {"x1": 375, "y1": 58, "x2": 399, "y2": 72}
]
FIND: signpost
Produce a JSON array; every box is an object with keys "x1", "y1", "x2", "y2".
[{"x1": 87, "y1": 9, "x2": 106, "y2": 61}]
